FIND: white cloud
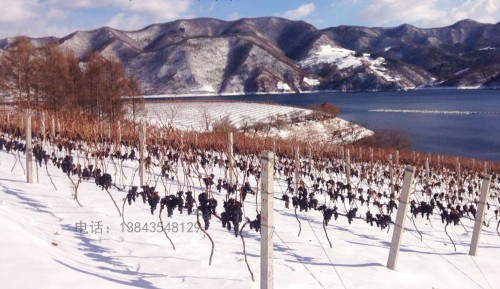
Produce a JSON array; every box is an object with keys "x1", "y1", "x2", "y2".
[
  {"x1": 106, "y1": 13, "x2": 145, "y2": 31},
  {"x1": 448, "y1": 0, "x2": 500, "y2": 24},
  {"x1": 103, "y1": 0, "x2": 193, "y2": 31},
  {"x1": 0, "y1": 0, "x2": 37, "y2": 23},
  {"x1": 228, "y1": 12, "x2": 240, "y2": 21},
  {"x1": 332, "y1": 0, "x2": 359, "y2": 5},
  {"x1": 0, "y1": 0, "x2": 194, "y2": 38},
  {"x1": 360, "y1": 0, "x2": 500, "y2": 27},
  {"x1": 282, "y1": 3, "x2": 316, "y2": 20},
  {"x1": 111, "y1": 0, "x2": 192, "y2": 19}
]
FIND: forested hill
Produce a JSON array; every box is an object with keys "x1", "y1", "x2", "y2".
[{"x1": 1, "y1": 17, "x2": 499, "y2": 95}]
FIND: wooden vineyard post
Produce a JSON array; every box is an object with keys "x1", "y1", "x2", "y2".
[
  {"x1": 388, "y1": 154, "x2": 394, "y2": 195},
  {"x1": 139, "y1": 125, "x2": 146, "y2": 188},
  {"x1": 295, "y1": 147, "x2": 300, "y2": 194},
  {"x1": 483, "y1": 162, "x2": 488, "y2": 174},
  {"x1": 40, "y1": 112, "x2": 46, "y2": 148},
  {"x1": 25, "y1": 110, "x2": 33, "y2": 184},
  {"x1": 425, "y1": 158, "x2": 430, "y2": 185},
  {"x1": 396, "y1": 150, "x2": 400, "y2": 167},
  {"x1": 346, "y1": 148, "x2": 351, "y2": 186},
  {"x1": 117, "y1": 121, "x2": 122, "y2": 152},
  {"x1": 387, "y1": 165, "x2": 415, "y2": 270},
  {"x1": 456, "y1": 158, "x2": 461, "y2": 189},
  {"x1": 260, "y1": 151, "x2": 274, "y2": 289},
  {"x1": 228, "y1": 132, "x2": 234, "y2": 185},
  {"x1": 370, "y1": 147, "x2": 374, "y2": 173},
  {"x1": 51, "y1": 117, "x2": 56, "y2": 140},
  {"x1": 294, "y1": 145, "x2": 302, "y2": 238},
  {"x1": 307, "y1": 144, "x2": 312, "y2": 165},
  {"x1": 469, "y1": 174, "x2": 492, "y2": 256}
]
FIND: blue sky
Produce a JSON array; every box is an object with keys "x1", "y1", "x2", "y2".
[{"x1": 0, "y1": 0, "x2": 499, "y2": 38}]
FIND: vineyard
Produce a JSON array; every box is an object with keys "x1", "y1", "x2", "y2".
[
  {"x1": 1, "y1": 106, "x2": 499, "y2": 289},
  {"x1": 140, "y1": 100, "x2": 371, "y2": 144}
]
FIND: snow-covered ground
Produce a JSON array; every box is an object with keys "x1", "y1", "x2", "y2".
[
  {"x1": 300, "y1": 45, "x2": 399, "y2": 83},
  {"x1": 1, "y1": 136, "x2": 499, "y2": 289},
  {"x1": 140, "y1": 101, "x2": 372, "y2": 144}
]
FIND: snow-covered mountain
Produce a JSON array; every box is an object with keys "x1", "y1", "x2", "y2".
[{"x1": 1, "y1": 17, "x2": 499, "y2": 94}]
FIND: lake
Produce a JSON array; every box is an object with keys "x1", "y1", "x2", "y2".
[{"x1": 146, "y1": 89, "x2": 500, "y2": 161}]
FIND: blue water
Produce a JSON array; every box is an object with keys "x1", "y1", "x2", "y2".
[{"x1": 147, "y1": 89, "x2": 500, "y2": 161}]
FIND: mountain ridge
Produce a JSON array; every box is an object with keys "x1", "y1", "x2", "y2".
[{"x1": 1, "y1": 17, "x2": 499, "y2": 95}]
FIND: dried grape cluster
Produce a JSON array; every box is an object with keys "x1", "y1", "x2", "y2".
[
  {"x1": 221, "y1": 199, "x2": 243, "y2": 237},
  {"x1": 198, "y1": 192, "x2": 218, "y2": 230}
]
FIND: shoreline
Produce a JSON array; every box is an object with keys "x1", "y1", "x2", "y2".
[{"x1": 141, "y1": 86, "x2": 500, "y2": 100}]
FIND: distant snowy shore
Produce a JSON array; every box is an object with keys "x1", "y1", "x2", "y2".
[
  {"x1": 140, "y1": 86, "x2": 499, "y2": 99},
  {"x1": 369, "y1": 109, "x2": 500, "y2": 115},
  {"x1": 139, "y1": 101, "x2": 372, "y2": 144}
]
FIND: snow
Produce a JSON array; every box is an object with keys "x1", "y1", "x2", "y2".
[
  {"x1": 300, "y1": 45, "x2": 398, "y2": 83},
  {"x1": 454, "y1": 68, "x2": 470, "y2": 75},
  {"x1": 301, "y1": 45, "x2": 363, "y2": 70},
  {"x1": 478, "y1": 47, "x2": 497, "y2": 51},
  {"x1": 139, "y1": 101, "x2": 372, "y2": 143},
  {"x1": 139, "y1": 89, "x2": 319, "y2": 98},
  {"x1": 276, "y1": 81, "x2": 291, "y2": 91},
  {"x1": 264, "y1": 117, "x2": 372, "y2": 144},
  {"x1": 303, "y1": 77, "x2": 320, "y2": 86},
  {"x1": 141, "y1": 101, "x2": 309, "y2": 131},
  {"x1": 458, "y1": 86, "x2": 482, "y2": 89},
  {"x1": 1, "y1": 135, "x2": 499, "y2": 289},
  {"x1": 195, "y1": 85, "x2": 216, "y2": 93}
]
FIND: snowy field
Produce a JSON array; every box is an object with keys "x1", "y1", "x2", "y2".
[
  {"x1": 300, "y1": 45, "x2": 399, "y2": 83},
  {"x1": 141, "y1": 101, "x2": 372, "y2": 143},
  {"x1": 1, "y1": 137, "x2": 499, "y2": 289}
]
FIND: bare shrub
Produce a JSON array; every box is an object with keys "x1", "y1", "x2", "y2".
[
  {"x1": 309, "y1": 102, "x2": 340, "y2": 120},
  {"x1": 271, "y1": 117, "x2": 288, "y2": 131},
  {"x1": 289, "y1": 111, "x2": 304, "y2": 123},
  {"x1": 212, "y1": 115, "x2": 237, "y2": 133},
  {"x1": 357, "y1": 128, "x2": 412, "y2": 150}
]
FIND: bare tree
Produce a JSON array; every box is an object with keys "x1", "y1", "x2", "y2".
[
  {"x1": 0, "y1": 37, "x2": 38, "y2": 108},
  {"x1": 101, "y1": 56, "x2": 129, "y2": 123},
  {"x1": 127, "y1": 74, "x2": 144, "y2": 131},
  {"x1": 198, "y1": 105, "x2": 212, "y2": 132},
  {"x1": 239, "y1": 116, "x2": 254, "y2": 133},
  {"x1": 167, "y1": 105, "x2": 182, "y2": 126},
  {"x1": 37, "y1": 43, "x2": 71, "y2": 113},
  {"x1": 81, "y1": 53, "x2": 129, "y2": 123}
]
